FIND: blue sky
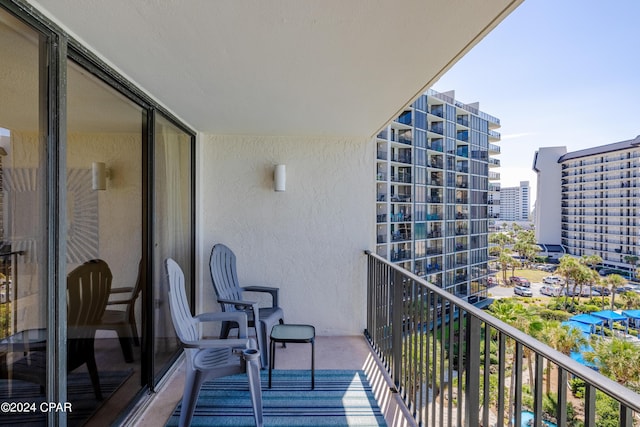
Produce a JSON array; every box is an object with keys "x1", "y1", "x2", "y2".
[{"x1": 432, "y1": 0, "x2": 640, "y2": 206}]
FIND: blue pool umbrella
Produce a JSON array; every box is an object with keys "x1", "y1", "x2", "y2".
[
  {"x1": 591, "y1": 310, "x2": 628, "y2": 333},
  {"x1": 561, "y1": 320, "x2": 593, "y2": 335},
  {"x1": 622, "y1": 310, "x2": 640, "y2": 328},
  {"x1": 570, "y1": 313, "x2": 605, "y2": 325},
  {"x1": 622, "y1": 309, "x2": 640, "y2": 320}
]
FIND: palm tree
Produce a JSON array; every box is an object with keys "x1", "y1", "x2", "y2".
[
  {"x1": 556, "y1": 256, "x2": 593, "y2": 305},
  {"x1": 584, "y1": 337, "x2": 640, "y2": 392},
  {"x1": 489, "y1": 300, "x2": 525, "y2": 425},
  {"x1": 537, "y1": 320, "x2": 562, "y2": 396},
  {"x1": 620, "y1": 290, "x2": 640, "y2": 310},
  {"x1": 606, "y1": 274, "x2": 627, "y2": 310},
  {"x1": 497, "y1": 252, "x2": 517, "y2": 286},
  {"x1": 623, "y1": 255, "x2": 639, "y2": 280}
]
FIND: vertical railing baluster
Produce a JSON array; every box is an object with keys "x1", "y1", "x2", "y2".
[
  {"x1": 439, "y1": 296, "x2": 446, "y2": 426},
  {"x1": 497, "y1": 332, "x2": 505, "y2": 427},
  {"x1": 619, "y1": 405, "x2": 632, "y2": 427},
  {"x1": 465, "y1": 312, "x2": 481, "y2": 427},
  {"x1": 424, "y1": 289, "x2": 431, "y2": 427},
  {"x1": 584, "y1": 382, "x2": 595, "y2": 427},
  {"x1": 392, "y1": 268, "x2": 403, "y2": 391},
  {"x1": 557, "y1": 367, "x2": 567, "y2": 427},
  {"x1": 514, "y1": 343, "x2": 523, "y2": 427},
  {"x1": 482, "y1": 324, "x2": 491, "y2": 427},
  {"x1": 448, "y1": 303, "x2": 455, "y2": 427},
  {"x1": 534, "y1": 353, "x2": 543, "y2": 427},
  {"x1": 418, "y1": 284, "x2": 424, "y2": 426},
  {"x1": 456, "y1": 308, "x2": 464, "y2": 427},
  {"x1": 431, "y1": 294, "x2": 438, "y2": 425}
]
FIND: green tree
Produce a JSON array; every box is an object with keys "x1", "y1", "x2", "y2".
[
  {"x1": 556, "y1": 256, "x2": 580, "y2": 306},
  {"x1": 497, "y1": 252, "x2": 518, "y2": 286},
  {"x1": 489, "y1": 232, "x2": 514, "y2": 252},
  {"x1": 605, "y1": 274, "x2": 627, "y2": 310},
  {"x1": 556, "y1": 256, "x2": 594, "y2": 305},
  {"x1": 584, "y1": 336, "x2": 640, "y2": 392},
  {"x1": 620, "y1": 290, "x2": 640, "y2": 310},
  {"x1": 513, "y1": 231, "x2": 541, "y2": 269},
  {"x1": 623, "y1": 255, "x2": 639, "y2": 280}
]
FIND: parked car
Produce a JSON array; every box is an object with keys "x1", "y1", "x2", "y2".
[
  {"x1": 614, "y1": 285, "x2": 636, "y2": 294},
  {"x1": 514, "y1": 286, "x2": 533, "y2": 297},
  {"x1": 509, "y1": 276, "x2": 530, "y2": 287},
  {"x1": 540, "y1": 285, "x2": 562, "y2": 297},
  {"x1": 582, "y1": 287, "x2": 600, "y2": 297},
  {"x1": 591, "y1": 286, "x2": 611, "y2": 296},
  {"x1": 543, "y1": 275, "x2": 563, "y2": 285}
]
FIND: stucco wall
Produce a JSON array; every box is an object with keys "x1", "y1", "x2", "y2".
[
  {"x1": 533, "y1": 146, "x2": 567, "y2": 245},
  {"x1": 196, "y1": 134, "x2": 375, "y2": 336}
]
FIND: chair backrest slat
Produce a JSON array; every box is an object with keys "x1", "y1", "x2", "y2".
[
  {"x1": 210, "y1": 244, "x2": 243, "y2": 312},
  {"x1": 166, "y1": 258, "x2": 199, "y2": 342}
]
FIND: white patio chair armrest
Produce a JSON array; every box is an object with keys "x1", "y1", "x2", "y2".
[
  {"x1": 217, "y1": 297, "x2": 257, "y2": 310},
  {"x1": 181, "y1": 338, "x2": 250, "y2": 349},
  {"x1": 195, "y1": 311, "x2": 249, "y2": 338},
  {"x1": 242, "y1": 285, "x2": 280, "y2": 307}
]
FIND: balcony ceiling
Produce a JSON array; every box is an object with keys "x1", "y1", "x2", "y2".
[{"x1": 30, "y1": 0, "x2": 521, "y2": 137}]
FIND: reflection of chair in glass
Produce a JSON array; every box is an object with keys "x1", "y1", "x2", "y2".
[
  {"x1": 0, "y1": 259, "x2": 111, "y2": 400},
  {"x1": 165, "y1": 258, "x2": 263, "y2": 427},
  {"x1": 210, "y1": 244, "x2": 285, "y2": 368},
  {"x1": 100, "y1": 260, "x2": 142, "y2": 362}
]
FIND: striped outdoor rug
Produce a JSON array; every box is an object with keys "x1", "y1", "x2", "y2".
[{"x1": 166, "y1": 369, "x2": 387, "y2": 426}]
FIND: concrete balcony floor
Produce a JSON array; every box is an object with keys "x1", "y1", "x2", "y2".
[{"x1": 131, "y1": 336, "x2": 413, "y2": 426}]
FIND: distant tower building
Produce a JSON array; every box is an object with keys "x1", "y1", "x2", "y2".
[
  {"x1": 534, "y1": 137, "x2": 640, "y2": 271},
  {"x1": 499, "y1": 181, "x2": 530, "y2": 222},
  {"x1": 375, "y1": 89, "x2": 501, "y2": 304}
]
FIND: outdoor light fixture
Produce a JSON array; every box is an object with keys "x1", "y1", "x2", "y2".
[
  {"x1": 92, "y1": 162, "x2": 111, "y2": 191},
  {"x1": 274, "y1": 164, "x2": 286, "y2": 192}
]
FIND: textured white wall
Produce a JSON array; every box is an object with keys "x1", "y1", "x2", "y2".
[
  {"x1": 533, "y1": 147, "x2": 567, "y2": 245},
  {"x1": 196, "y1": 134, "x2": 375, "y2": 335}
]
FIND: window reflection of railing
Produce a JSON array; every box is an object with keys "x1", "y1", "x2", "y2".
[{"x1": 0, "y1": 250, "x2": 26, "y2": 339}]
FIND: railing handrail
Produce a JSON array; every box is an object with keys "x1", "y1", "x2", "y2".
[{"x1": 364, "y1": 250, "x2": 640, "y2": 412}]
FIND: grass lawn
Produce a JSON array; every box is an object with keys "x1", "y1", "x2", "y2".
[{"x1": 490, "y1": 268, "x2": 549, "y2": 284}]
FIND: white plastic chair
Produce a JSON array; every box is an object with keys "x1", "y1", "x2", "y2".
[{"x1": 165, "y1": 258, "x2": 263, "y2": 427}]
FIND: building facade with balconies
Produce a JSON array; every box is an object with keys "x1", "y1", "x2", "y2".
[
  {"x1": 375, "y1": 89, "x2": 501, "y2": 303},
  {"x1": 535, "y1": 137, "x2": 640, "y2": 272},
  {"x1": 499, "y1": 180, "x2": 530, "y2": 221}
]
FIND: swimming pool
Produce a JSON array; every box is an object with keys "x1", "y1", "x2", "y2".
[{"x1": 520, "y1": 411, "x2": 557, "y2": 427}]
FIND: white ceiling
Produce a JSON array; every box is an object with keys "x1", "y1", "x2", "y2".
[{"x1": 29, "y1": 0, "x2": 522, "y2": 138}]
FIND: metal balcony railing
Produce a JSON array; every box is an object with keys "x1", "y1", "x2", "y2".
[{"x1": 365, "y1": 251, "x2": 640, "y2": 427}]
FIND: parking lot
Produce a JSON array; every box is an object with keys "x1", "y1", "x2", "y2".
[{"x1": 489, "y1": 281, "x2": 548, "y2": 298}]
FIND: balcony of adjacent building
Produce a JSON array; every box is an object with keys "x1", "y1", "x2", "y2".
[
  {"x1": 394, "y1": 110, "x2": 413, "y2": 128},
  {"x1": 427, "y1": 104, "x2": 444, "y2": 119}
]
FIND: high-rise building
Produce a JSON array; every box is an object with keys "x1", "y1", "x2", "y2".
[
  {"x1": 534, "y1": 137, "x2": 640, "y2": 272},
  {"x1": 499, "y1": 181, "x2": 530, "y2": 221},
  {"x1": 375, "y1": 89, "x2": 501, "y2": 303}
]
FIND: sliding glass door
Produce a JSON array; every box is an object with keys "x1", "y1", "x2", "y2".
[
  {"x1": 0, "y1": 3, "x2": 196, "y2": 425},
  {"x1": 0, "y1": 8, "x2": 48, "y2": 424},
  {"x1": 66, "y1": 59, "x2": 144, "y2": 424},
  {"x1": 152, "y1": 115, "x2": 194, "y2": 379}
]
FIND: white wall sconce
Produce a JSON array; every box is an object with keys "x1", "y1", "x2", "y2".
[
  {"x1": 274, "y1": 164, "x2": 286, "y2": 192},
  {"x1": 92, "y1": 162, "x2": 111, "y2": 191}
]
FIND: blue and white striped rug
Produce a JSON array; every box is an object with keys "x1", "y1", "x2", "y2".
[{"x1": 166, "y1": 370, "x2": 387, "y2": 426}]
